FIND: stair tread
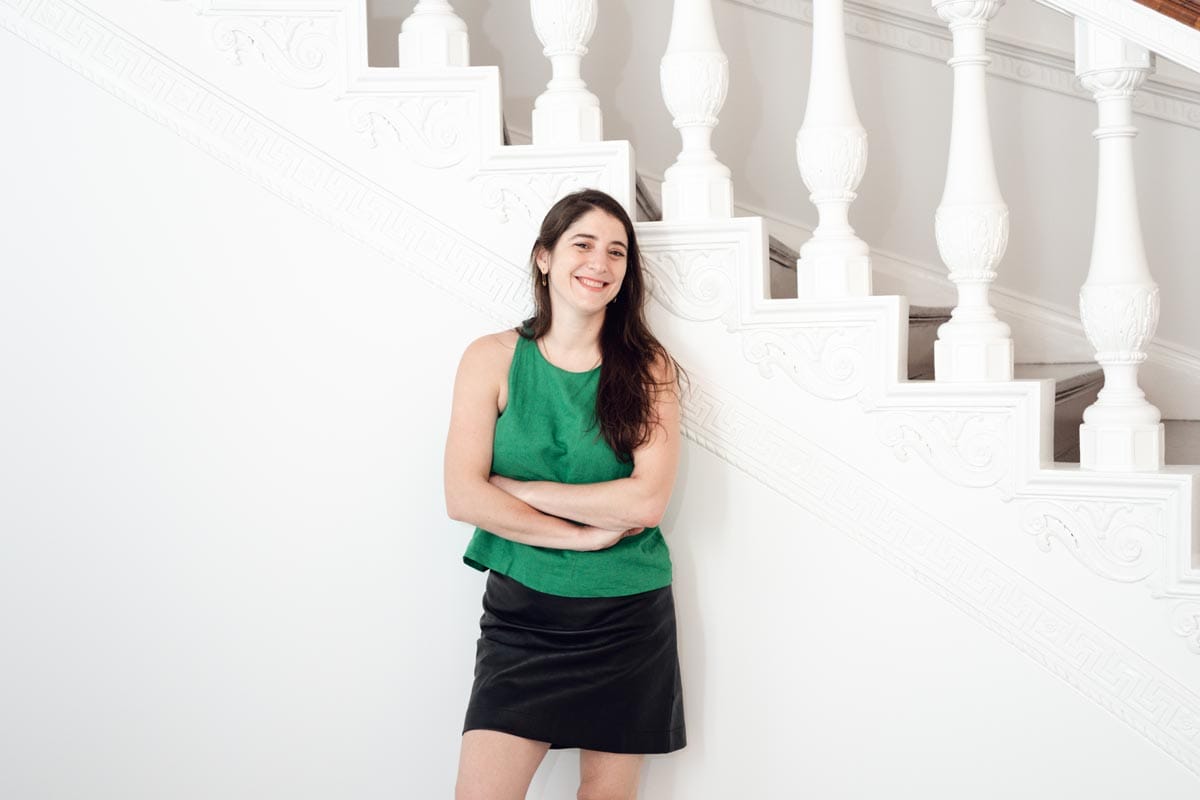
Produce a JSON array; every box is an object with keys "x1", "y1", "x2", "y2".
[
  {"x1": 908, "y1": 305, "x2": 953, "y2": 321},
  {"x1": 909, "y1": 361, "x2": 1101, "y2": 390},
  {"x1": 1012, "y1": 362, "x2": 1103, "y2": 392}
]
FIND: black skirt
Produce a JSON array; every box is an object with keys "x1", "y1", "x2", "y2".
[{"x1": 463, "y1": 571, "x2": 686, "y2": 754}]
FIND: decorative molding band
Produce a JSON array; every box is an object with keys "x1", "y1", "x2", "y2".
[
  {"x1": 0, "y1": 0, "x2": 528, "y2": 322},
  {"x1": 681, "y1": 379, "x2": 1200, "y2": 776},
  {"x1": 6, "y1": 0, "x2": 1200, "y2": 775},
  {"x1": 727, "y1": 0, "x2": 1200, "y2": 131}
]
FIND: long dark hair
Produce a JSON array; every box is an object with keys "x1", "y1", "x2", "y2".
[{"x1": 521, "y1": 188, "x2": 683, "y2": 461}]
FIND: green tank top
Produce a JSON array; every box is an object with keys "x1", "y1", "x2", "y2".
[{"x1": 462, "y1": 334, "x2": 673, "y2": 598}]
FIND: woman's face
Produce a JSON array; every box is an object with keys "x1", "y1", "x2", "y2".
[{"x1": 536, "y1": 208, "x2": 628, "y2": 320}]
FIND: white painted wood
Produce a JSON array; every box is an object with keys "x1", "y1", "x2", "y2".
[
  {"x1": 659, "y1": 0, "x2": 732, "y2": 221},
  {"x1": 794, "y1": 0, "x2": 871, "y2": 298},
  {"x1": 931, "y1": 0, "x2": 1014, "y2": 383},
  {"x1": 8, "y1": 2, "x2": 1200, "y2": 797},
  {"x1": 1039, "y1": 0, "x2": 1200, "y2": 76},
  {"x1": 397, "y1": 0, "x2": 469, "y2": 68},
  {"x1": 1075, "y1": 19, "x2": 1165, "y2": 472},
  {"x1": 529, "y1": 0, "x2": 602, "y2": 145}
]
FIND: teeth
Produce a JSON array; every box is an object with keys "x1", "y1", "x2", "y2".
[{"x1": 578, "y1": 277, "x2": 605, "y2": 288}]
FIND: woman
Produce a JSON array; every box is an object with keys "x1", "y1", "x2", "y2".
[{"x1": 444, "y1": 188, "x2": 686, "y2": 799}]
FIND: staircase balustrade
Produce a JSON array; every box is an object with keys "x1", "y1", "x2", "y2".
[
  {"x1": 931, "y1": 0, "x2": 1015, "y2": 383},
  {"x1": 659, "y1": 0, "x2": 733, "y2": 221},
  {"x1": 794, "y1": 0, "x2": 872, "y2": 299},
  {"x1": 530, "y1": 0, "x2": 602, "y2": 145},
  {"x1": 1074, "y1": 19, "x2": 1166, "y2": 471},
  {"x1": 397, "y1": 0, "x2": 468, "y2": 68}
]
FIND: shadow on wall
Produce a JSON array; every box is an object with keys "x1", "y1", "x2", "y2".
[{"x1": 367, "y1": 0, "x2": 404, "y2": 67}]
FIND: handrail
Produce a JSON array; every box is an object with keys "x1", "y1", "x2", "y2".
[{"x1": 1134, "y1": 0, "x2": 1200, "y2": 29}]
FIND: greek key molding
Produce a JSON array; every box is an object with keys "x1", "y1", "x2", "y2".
[
  {"x1": 681, "y1": 380, "x2": 1200, "y2": 776},
  {"x1": 1021, "y1": 498, "x2": 1164, "y2": 583},
  {"x1": 727, "y1": 0, "x2": 1200, "y2": 132},
  {"x1": 0, "y1": 0, "x2": 528, "y2": 322}
]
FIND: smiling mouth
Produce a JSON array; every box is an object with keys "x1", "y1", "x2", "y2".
[{"x1": 575, "y1": 276, "x2": 609, "y2": 291}]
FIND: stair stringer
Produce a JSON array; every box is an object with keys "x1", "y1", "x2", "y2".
[
  {"x1": 132, "y1": 0, "x2": 636, "y2": 271},
  {"x1": 639, "y1": 221, "x2": 1200, "y2": 612},
  {"x1": 7, "y1": 0, "x2": 1200, "y2": 778}
]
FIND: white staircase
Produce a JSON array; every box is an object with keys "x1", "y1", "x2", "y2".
[{"x1": 4, "y1": 0, "x2": 1200, "y2": 795}]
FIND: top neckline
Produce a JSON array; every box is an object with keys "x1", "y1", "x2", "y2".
[{"x1": 529, "y1": 335, "x2": 602, "y2": 376}]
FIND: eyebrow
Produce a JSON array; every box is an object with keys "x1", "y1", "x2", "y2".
[{"x1": 570, "y1": 233, "x2": 628, "y2": 249}]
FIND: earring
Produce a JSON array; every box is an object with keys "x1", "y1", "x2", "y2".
[{"x1": 541, "y1": 272, "x2": 548, "y2": 287}]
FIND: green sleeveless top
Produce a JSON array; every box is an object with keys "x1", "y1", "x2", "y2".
[{"x1": 462, "y1": 334, "x2": 673, "y2": 598}]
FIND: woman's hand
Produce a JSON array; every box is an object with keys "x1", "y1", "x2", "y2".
[{"x1": 573, "y1": 525, "x2": 645, "y2": 552}]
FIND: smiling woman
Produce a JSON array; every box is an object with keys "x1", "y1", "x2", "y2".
[{"x1": 443, "y1": 189, "x2": 687, "y2": 799}]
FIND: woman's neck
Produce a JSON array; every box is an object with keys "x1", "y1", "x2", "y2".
[{"x1": 540, "y1": 313, "x2": 604, "y2": 370}]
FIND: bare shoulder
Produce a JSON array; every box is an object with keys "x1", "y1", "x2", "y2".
[
  {"x1": 461, "y1": 329, "x2": 518, "y2": 360},
  {"x1": 648, "y1": 347, "x2": 681, "y2": 388},
  {"x1": 458, "y1": 328, "x2": 520, "y2": 381}
]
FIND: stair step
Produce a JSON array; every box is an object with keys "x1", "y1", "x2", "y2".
[
  {"x1": 1014, "y1": 362, "x2": 1103, "y2": 463},
  {"x1": 1165, "y1": 420, "x2": 1200, "y2": 465},
  {"x1": 632, "y1": 178, "x2": 1126, "y2": 465},
  {"x1": 906, "y1": 305, "x2": 952, "y2": 381}
]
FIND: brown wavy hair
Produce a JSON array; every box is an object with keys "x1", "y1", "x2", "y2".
[{"x1": 520, "y1": 189, "x2": 683, "y2": 461}]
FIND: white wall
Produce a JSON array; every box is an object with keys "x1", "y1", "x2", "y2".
[
  {"x1": 4, "y1": 21, "x2": 1200, "y2": 799},
  {"x1": 365, "y1": 0, "x2": 1200, "y2": 362}
]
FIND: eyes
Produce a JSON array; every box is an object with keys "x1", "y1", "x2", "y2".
[{"x1": 573, "y1": 241, "x2": 626, "y2": 259}]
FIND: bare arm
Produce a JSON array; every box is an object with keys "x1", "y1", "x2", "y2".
[
  {"x1": 443, "y1": 334, "x2": 636, "y2": 552},
  {"x1": 489, "y1": 356, "x2": 682, "y2": 531}
]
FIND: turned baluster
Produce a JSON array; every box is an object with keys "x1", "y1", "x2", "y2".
[
  {"x1": 1075, "y1": 20, "x2": 1163, "y2": 471},
  {"x1": 530, "y1": 0, "x2": 602, "y2": 145},
  {"x1": 397, "y1": 0, "x2": 469, "y2": 68},
  {"x1": 931, "y1": 0, "x2": 1013, "y2": 382},
  {"x1": 659, "y1": 0, "x2": 731, "y2": 221},
  {"x1": 795, "y1": 0, "x2": 870, "y2": 298}
]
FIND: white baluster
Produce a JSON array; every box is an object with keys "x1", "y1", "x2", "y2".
[
  {"x1": 659, "y1": 0, "x2": 731, "y2": 221},
  {"x1": 530, "y1": 0, "x2": 602, "y2": 145},
  {"x1": 795, "y1": 0, "x2": 870, "y2": 298},
  {"x1": 1075, "y1": 20, "x2": 1163, "y2": 472},
  {"x1": 931, "y1": 0, "x2": 1013, "y2": 382},
  {"x1": 397, "y1": 1, "x2": 469, "y2": 68}
]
